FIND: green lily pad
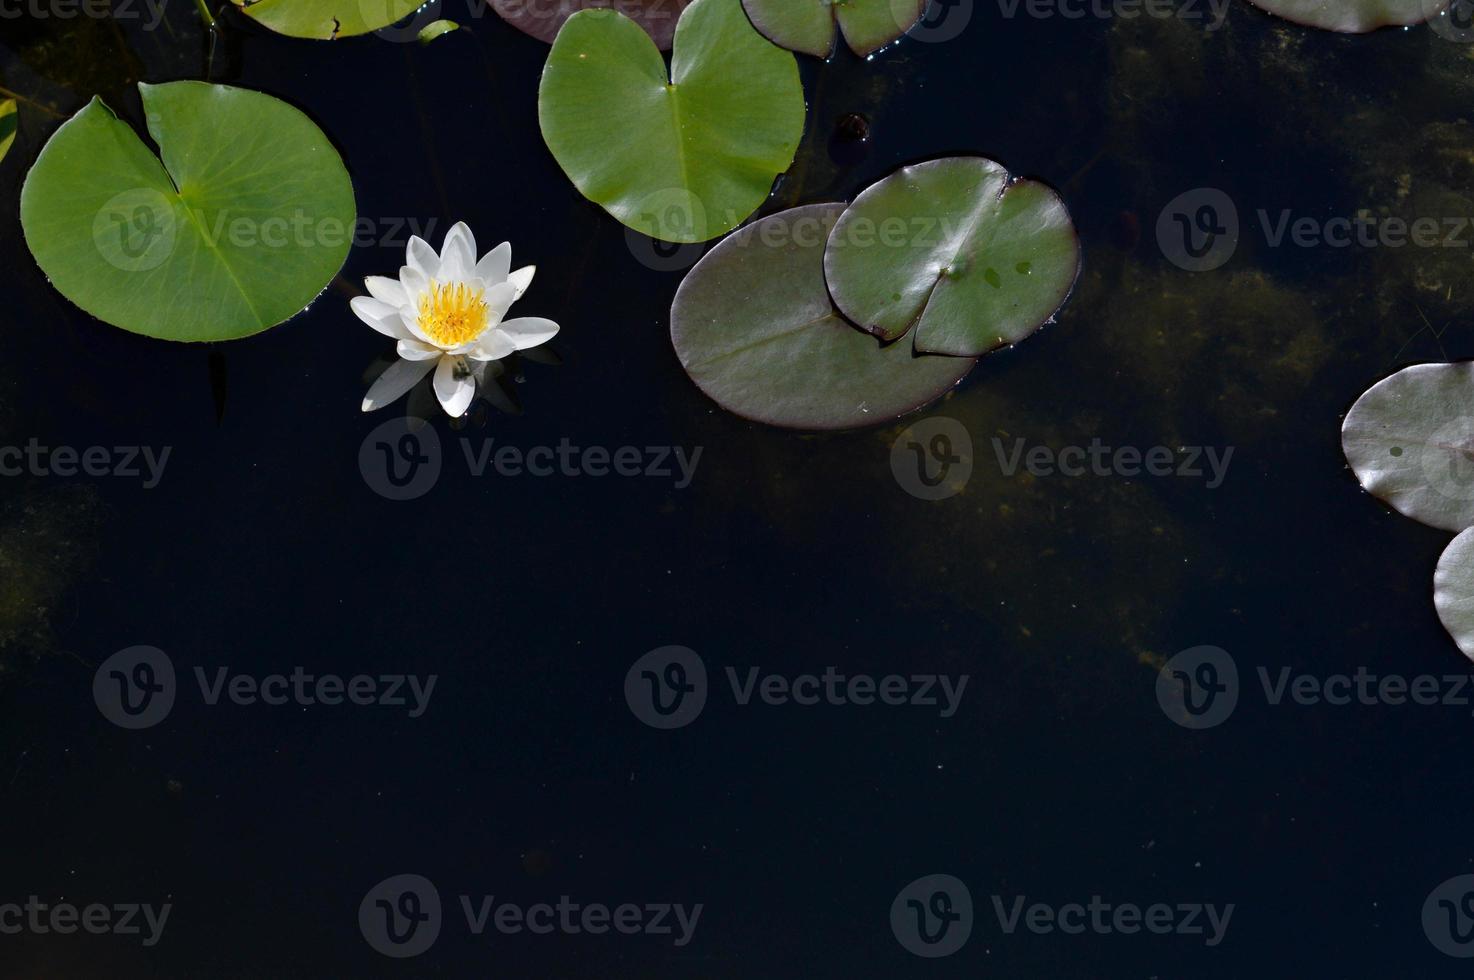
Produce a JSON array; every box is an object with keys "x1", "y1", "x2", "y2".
[
  {"x1": 1435, "y1": 527, "x2": 1474, "y2": 661},
  {"x1": 20, "y1": 81, "x2": 355, "y2": 342},
  {"x1": 824, "y1": 157, "x2": 1080, "y2": 357},
  {"x1": 1242, "y1": 0, "x2": 1448, "y2": 32},
  {"x1": 671, "y1": 203, "x2": 977, "y2": 430},
  {"x1": 741, "y1": 0, "x2": 926, "y2": 57},
  {"x1": 0, "y1": 100, "x2": 16, "y2": 166},
  {"x1": 492, "y1": 0, "x2": 695, "y2": 50},
  {"x1": 539, "y1": 0, "x2": 805, "y2": 244},
  {"x1": 418, "y1": 19, "x2": 461, "y2": 43},
  {"x1": 1341, "y1": 362, "x2": 1474, "y2": 532},
  {"x1": 230, "y1": 0, "x2": 424, "y2": 38}
]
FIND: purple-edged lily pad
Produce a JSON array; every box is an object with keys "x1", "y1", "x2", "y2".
[
  {"x1": 493, "y1": 0, "x2": 695, "y2": 49},
  {"x1": 671, "y1": 203, "x2": 976, "y2": 431},
  {"x1": 824, "y1": 157, "x2": 1080, "y2": 358},
  {"x1": 741, "y1": 0, "x2": 927, "y2": 57},
  {"x1": 1242, "y1": 0, "x2": 1449, "y2": 32}
]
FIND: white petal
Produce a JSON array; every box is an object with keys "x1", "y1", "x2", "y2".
[
  {"x1": 434, "y1": 356, "x2": 476, "y2": 417},
  {"x1": 406, "y1": 236, "x2": 440, "y2": 279},
  {"x1": 440, "y1": 222, "x2": 477, "y2": 282},
  {"x1": 469, "y1": 331, "x2": 518, "y2": 362},
  {"x1": 397, "y1": 306, "x2": 434, "y2": 345},
  {"x1": 397, "y1": 339, "x2": 441, "y2": 360},
  {"x1": 361, "y1": 357, "x2": 435, "y2": 412},
  {"x1": 475, "y1": 242, "x2": 512, "y2": 285},
  {"x1": 351, "y1": 296, "x2": 411, "y2": 339},
  {"x1": 507, "y1": 265, "x2": 535, "y2": 300},
  {"x1": 365, "y1": 276, "x2": 408, "y2": 308},
  {"x1": 483, "y1": 282, "x2": 519, "y2": 327},
  {"x1": 495, "y1": 317, "x2": 559, "y2": 350},
  {"x1": 400, "y1": 265, "x2": 430, "y2": 302}
]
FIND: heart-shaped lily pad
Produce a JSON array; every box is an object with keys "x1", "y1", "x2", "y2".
[
  {"x1": 0, "y1": 100, "x2": 16, "y2": 166},
  {"x1": 741, "y1": 0, "x2": 926, "y2": 57},
  {"x1": 231, "y1": 0, "x2": 425, "y2": 38},
  {"x1": 1435, "y1": 527, "x2": 1474, "y2": 661},
  {"x1": 671, "y1": 203, "x2": 976, "y2": 430},
  {"x1": 539, "y1": 0, "x2": 805, "y2": 244},
  {"x1": 824, "y1": 157, "x2": 1080, "y2": 357},
  {"x1": 1341, "y1": 363, "x2": 1474, "y2": 533},
  {"x1": 1242, "y1": 0, "x2": 1448, "y2": 32},
  {"x1": 493, "y1": 0, "x2": 695, "y2": 49},
  {"x1": 20, "y1": 81, "x2": 355, "y2": 342}
]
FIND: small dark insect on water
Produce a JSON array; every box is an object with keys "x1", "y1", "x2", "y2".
[{"x1": 829, "y1": 113, "x2": 872, "y2": 168}]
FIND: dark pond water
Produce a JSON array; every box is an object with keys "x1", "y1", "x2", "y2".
[{"x1": 4, "y1": 0, "x2": 1474, "y2": 975}]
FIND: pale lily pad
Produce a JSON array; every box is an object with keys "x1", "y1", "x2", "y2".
[
  {"x1": 741, "y1": 0, "x2": 926, "y2": 57},
  {"x1": 418, "y1": 18, "x2": 461, "y2": 42},
  {"x1": 671, "y1": 203, "x2": 976, "y2": 430},
  {"x1": 1435, "y1": 527, "x2": 1474, "y2": 661},
  {"x1": 824, "y1": 157, "x2": 1080, "y2": 357},
  {"x1": 1242, "y1": 0, "x2": 1448, "y2": 32},
  {"x1": 0, "y1": 100, "x2": 15, "y2": 166},
  {"x1": 231, "y1": 0, "x2": 424, "y2": 38},
  {"x1": 493, "y1": 0, "x2": 695, "y2": 49},
  {"x1": 20, "y1": 81, "x2": 355, "y2": 342},
  {"x1": 1341, "y1": 363, "x2": 1474, "y2": 533},
  {"x1": 539, "y1": 0, "x2": 805, "y2": 244}
]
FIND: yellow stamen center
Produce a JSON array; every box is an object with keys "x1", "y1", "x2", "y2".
[{"x1": 418, "y1": 280, "x2": 489, "y2": 348}]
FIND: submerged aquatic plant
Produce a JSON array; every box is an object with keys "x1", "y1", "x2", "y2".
[{"x1": 354, "y1": 223, "x2": 559, "y2": 417}]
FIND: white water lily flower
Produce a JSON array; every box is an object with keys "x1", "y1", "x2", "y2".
[{"x1": 353, "y1": 222, "x2": 559, "y2": 417}]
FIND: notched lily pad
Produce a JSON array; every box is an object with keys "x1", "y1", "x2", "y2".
[
  {"x1": 538, "y1": 0, "x2": 805, "y2": 244},
  {"x1": 1242, "y1": 0, "x2": 1449, "y2": 32},
  {"x1": 493, "y1": 0, "x2": 695, "y2": 49},
  {"x1": 1341, "y1": 362, "x2": 1474, "y2": 532},
  {"x1": 1435, "y1": 527, "x2": 1474, "y2": 661},
  {"x1": 825, "y1": 156, "x2": 1080, "y2": 358},
  {"x1": 231, "y1": 0, "x2": 425, "y2": 38},
  {"x1": 741, "y1": 0, "x2": 927, "y2": 57},
  {"x1": 20, "y1": 81, "x2": 356, "y2": 342},
  {"x1": 671, "y1": 203, "x2": 977, "y2": 430}
]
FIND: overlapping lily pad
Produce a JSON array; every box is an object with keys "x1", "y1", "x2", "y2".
[
  {"x1": 1242, "y1": 0, "x2": 1449, "y2": 32},
  {"x1": 0, "y1": 100, "x2": 16, "y2": 166},
  {"x1": 494, "y1": 0, "x2": 695, "y2": 49},
  {"x1": 671, "y1": 203, "x2": 976, "y2": 430},
  {"x1": 539, "y1": 0, "x2": 805, "y2": 243},
  {"x1": 741, "y1": 0, "x2": 926, "y2": 57},
  {"x1": 1341, "y1": 363, "x2": 1474, "y2": 533},
  {"x1": 20, "y1": 81, "x2": 356, "y2": 342},
  {"x1": 231, "y1": 0, "x2": 424, "y2": 37},
  {"x1": 825, "y1": 157, "x2": 1080, "y2": 357},
  {"x1": 1435, "y1": 527, "x2": 1474, "y2": 661}
]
